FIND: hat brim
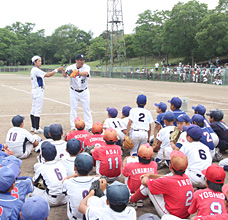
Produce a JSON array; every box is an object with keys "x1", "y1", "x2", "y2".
[
  {"x1": 201, "y1": 169, "x2": 207, "y2": 176},
  {"x1": 182, "y1": 126, "x2": 188, "y2": 131},
  {"x1": 192, "y1": 106, "x2": 196, "y2": 110},
  {"x1": 154, "y1": 103, "x2": 159, "y2": 107},
  {"x1": 168, "y1": 100, "x2": 171, "y2": 103}
]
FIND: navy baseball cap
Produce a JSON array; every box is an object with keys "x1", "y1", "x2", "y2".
[
  {"x1": 183, "y1": 124, "x2": 203, "y2": 139},
  {"x1": 41, "y1": 142, "x2": 57, "y2": 161},
  {"x1": 137, "y1": 94, "x2": 147, "y2": 105},
  {"x1": 22, "y1": 196, "x2": 50, "y2": 220},
  {"x1": 192, "y1": 104, "x2": 206, "y2": 116},
  {"x1": 67, "y1": 138, "x2": 81, "y2": 156},
  {"x1": 168, "y1": 97, "x2": 182, "y2": 108},
  {"x1": 1, "y1": 155, "x2": 22, "y2": 168},
  {"x1": 12, "y1": 115, "x2": 24, "y2": 127},
  {"x1": 192, "y1": 114, "x2": 204, "y2": 123},
  {"x1": 106, "y1": 181, "x2": 130, "y2": 205},
  {"x1": 49, "y1": 124, "x2": 63, "y2": 136},
  {"x1": 162, "y1": 111, "x2": 174, "y2": 121},
  {"x1": 107, "y1": 107, "x2": 118, "y2": 118},
  {"x1": 74, "y1": 152, "x2": 93, "y2": 173},
  {"x1": 75, "y1": 54, "x2": 86, "y2": 60},
  {"x1": 206, "y1": 110, "x2": 224, "y2": 121},
  {"x1": 122, "y1": 106, "x2": 132, "y2": 117},
  {"x1": 176, "y1": 114, "x2": 191, "y2": 123},
  {"x1": 0, "y1": 163, "x2": 20, "y2": 192},
  {"x1": 44, "y1": 125, "x2": 51, "y2": 139},
  {"x1": 155, "y1": 102, "x2": 167, "y2": 112}
]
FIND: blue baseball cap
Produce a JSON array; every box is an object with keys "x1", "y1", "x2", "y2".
[
  {"x1": 22, "y1": 196, "x2": 50, "y2": 220},
  {"x1": 154, "y1": 102, "x2": 167, "y2": 112},
  {"x1": 67, "y1": 138, "x2": 81, "y2": 156},
  {"x1": 137, "y1": 94, "x2": 147, "y2": 105},
  {"x1": 12, "y1": 115, "x2": 24, "y2": 127},
  {"x1": 192, "y1": 104, "x2": 206, "y2": 116},
  {"x1": 41, "y1": 141, "x2": 57, "y2": 161},
  {"x1": 168, "y1": 97, "x2": 182, "y2": 108},
  {"x1": 74, "y1": 152, "x2": 93, "y2": 173},
  {"x1": 183, "y1": 124, "x2": 203, "y2": 139},
  {"x1": 49, "y1": 124, "x2": 63, "y2": 136},
  {"x1": 162, "y1": 111, "x2": 174, "y2": 121},
  {"x1": 1, "y1": 155, "x2": 22, "y2": 168},
  {"x1": 44, "y1": 125, "x2": 51, "y2": 139},
  {"x1": 107, "y1": 107, "x2": 118, "y2": 118},
  {"x1": 206, "y1": 109, "x2": 224, "y2": 121},
  {"x1": 122, "y1": 106, "x2": 132, "y2": 117},
  {"x1": 176, "y1": 114, "x2": 191, "y2": 123},
  {"x1": 107, "y1": 181, "x2": 130, "y2": 205},
  {"x1": 192, "y1": 114, "x2": 204, "y2": 123},
  {"x1": 0, "y1": 163, "x2": 20, "y2": 191}
]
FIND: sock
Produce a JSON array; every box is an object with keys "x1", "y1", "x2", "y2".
[
  {"x1": 30, "y1": 114, "x2": 35, "y2": 128},
  {"x1": 130, "y1": 188, "x2": 148, "y2": 203},
  {"x1": 34, "y1": 117, "x2": 40, "y2": 130}
]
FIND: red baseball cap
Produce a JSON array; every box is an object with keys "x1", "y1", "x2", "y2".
[
  {"x1": 170, "y1": 150, "x2": 188, "y2": 172},
  {"x1": 202, "y1": 164, "x2": 226, "y2": 184},
  {"x1": 138, "y1": 143, "x2": 153, "y2": 160}
]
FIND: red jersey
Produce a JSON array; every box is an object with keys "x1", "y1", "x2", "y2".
[
  {"x1": 67, "y1": 130, "x2": 89, "y2": 150},
  {"x1": 194, "y1": 213, "x2": 228, "y2": 220},
  {"x1": 122, "y1": 161, "x2": 158, "y2": 193},
  {"x1": 147, "y1": 174, "x2": 194, "y2": 219},
  {"x1": 92, "y1": 144, "x2": 122, "y2": 178},
  {"x1": 84, "y1": 134, "x2": 106, "y2": 148},
  {"x1": 188, "y1": 188, "x2": 226, "y2": 216}
]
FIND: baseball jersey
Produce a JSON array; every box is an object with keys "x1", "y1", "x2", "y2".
[
  {"x1": 122, "y1": 160, "x2": 158, "y2": 193},
  {"x1": 33, "y1": 160, "x2": 67, "y2": 196},
  {"x1": 67, "y1": 130, "x2": 90, "y2": 150},
  {"x1": 173, "y1": 110, "x2": 186, "y2": 126},
  {"x1": 50, "y1": 140, "x2": 69, "y2": 161},
  {"x1": 85, "y1": 206, "x2": 136, "y2": 220},
  {"x1": 147, "y1": 174, "x2": 194, "y2": 219},
  {"x1": 121, "y1": 117, "x2": 130, "y2": 130},
  {"x1": 176, "y1": 131, "x2": 188, "y2": 149},
  {"x1": 155, "y1": 113, "x2": 166, "y2": 128},
  {"x1": 66, "y1": 63, "x2": 90, "y2": 90},
  {"x1": 62, "y1": 176, "x2": 99, "y2": 220},
  {"x1": 156, "y1": 125, "x2": 175, "y2": 160},
  {"x1": 31, "y1": 66, "x2": 46, "y2": 89},
  {"x1": 92, "y1": 145, "x2": 122, "y2": 178},
  {"x1": 129, "y1": 107, "x2": 153, "y2": 131},
  {"x1": 0, "y1": 192, "x2": 23, "y2": 220},
  {"x1": 193, "y1": 213, "x2": 228, "y2": 220},
  {"x1": 103, "y1": 118, "x2": 123, "y2": 131},
  {"x1": 6, "y1": 127, "x2": 35, "y2": 158},
  {"x1": 60, "y1": 156, "x2": 76, "y2": 176},
  {"x1": 204, "y1": 118, "x2": 215, "y2": 134},
  {"x1": 188, "y1": 188, "x2": 226, "y2": 216},
  {"x1": 84, "y1": 134, "x2": 106, "y2": 148},
  {"x1": 200, "y1": 127, "x2": 215, "y2": 157},
  {"x1": 180, "y1": 141, "x2": 212, "y2": 173},
  {"x1": 0, "y1": 144, "x2": 4, "y2": 151}
]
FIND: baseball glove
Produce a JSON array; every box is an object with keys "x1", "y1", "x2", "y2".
[
  {"x1": 89, "y1": 177, "x2": 107, "y2": 197},
  {"x1": 66, "y1": 69, "x2": 79, "y2": 78},
  {"x1": 122, "y1": 136, "x2": 134, "y2": 150},
  {"x1": 83, "y1": 145, "x2": 95, "y2": 155},
  {"x1": 170, "y1": 127, "x2": 181, "y2": 144}
]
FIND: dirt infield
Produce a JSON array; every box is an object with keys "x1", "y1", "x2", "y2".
[{"x1": 0, "y1": 73, "x2": 228, "y2": 219}]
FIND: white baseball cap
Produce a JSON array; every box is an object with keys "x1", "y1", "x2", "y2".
[{"x1": 31, "y1": 55, "x2": 41, "y2": 63}]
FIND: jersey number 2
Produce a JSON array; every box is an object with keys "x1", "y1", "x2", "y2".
[
  {"x1": 185, "y1": 191, "x2": 193, "y2": 207},
  {"x1": 139, "y1": 113, "x2": 145, "y2": 122}
]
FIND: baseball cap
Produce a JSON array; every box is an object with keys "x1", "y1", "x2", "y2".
[
  {"x1": 138, "y1": 143, "x2": 153, "y2": 160},
  {"x1": 206, "y1": 110, "x2": 224, "y2": 121},
  {"x1": 22, "y1": 196, "x2": 50, "y2": 220},
  {"x1": 202, "y1": 164, "x2": 226, "y2": 184},
  {"x1": 31, "y1": 55, "x2": 41, "y2": 63},
  {"x1": 154, "y1": 102, "x2": 167, "y2": 112},
  {"x1": 12, "y1": 115, "x2": 24, "y2": 127},
  {"x1": 75, "y1": 54, "x2": 86, "y2": 60},
  {"x1": 162, "y1": 111, "x2": 174, "y2": 121},
  {"x1": 103, "y1": 127, "x2": 118, "y2": 142},
  {"x1": 170, "y1": 150, "x2": 188, "y2": 172},
  {"x1": 183, "y1": 124, "x2": 203, "y2": 139},
  {"x1": 0, "y1": 163, "x2": 20, "y2": 191},
  {"x1": 137, "y1": 94, "x2": 147, "y2": 105},
  {"x1": 106, "y1": 181, "x2": 130, "y2": 205},
  {"x1": 138, "y1": 213, "x2": 160, "y2": 220},
  {"x1": 176, "y1": 114, "x2": 191, "y2": 123},
  {"x1": 49, "y1": 124, "x2": 63, "y2": 136},
  {"x1": 122, "y1": 106, "x2": 132, "y2": 117},
  {"x1": 41, "y1": 141, "x2": 57, "y2": 161},
  {"x1": 107, "y1": 107, "x2": 118, "y2": 118},
  {"x1": 168, "y1": 97, "x2": 182, "y2": 108},
  {"x1": 192, "y1": 104, "x2": 206, "y2": 115},
  {"x1": 74, "y1": 152, "x2": 93, "y2": 173},
  {"x1": 191, "y1": 114, "x2": 204, "y2": 123},
  {"x1": 75, "y1": 117, "x2": 85, "y2": 130},
  {"x1": 67, "y1": 138, "x2": 81, "y2": 156},
  {"x1": 1, "y1": 155, "x2": 22, "y2": 168},
  {"x1": 92, "y1": 122, "x2": 103, "y2": 134},
  {"x1": 44, "y1": 125, "x2": 51, "y2": 139}
]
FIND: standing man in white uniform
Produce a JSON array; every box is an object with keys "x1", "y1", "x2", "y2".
[
  {"x1": 30, "y1": 55, "x2": 64, "y2": 133},
  {"x1": 62, "y1": 54, "x2": 93, "y2": 131}
]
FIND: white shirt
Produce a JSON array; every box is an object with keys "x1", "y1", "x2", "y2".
[
  {"x1": 176, "y1": 131, "x2": 188, "y2": 149},
  {"x1": 155, "y1": 63, "x2": 159, "y2": 68},
  {"x1": 50, "y1": 140, "x2": 69, "y2": 161},
  {"x1": 66, "y1": 63, "x2": 90, "y2": 90},
  {"x1": 60, "y1": 156, "x2": 76, "y2": 176},
  {"x1": 30, "y1": 66, "x2": 46, "y2": 89},
  {"x1": 6, "y1": 127, "x2": 35, "y2": 157},
  {"x1": 121, "y1": 117, "x2": 129, "y2": 130},
  {"x1": 129, "y1": 108, "x2": 153, "y2": 131}
]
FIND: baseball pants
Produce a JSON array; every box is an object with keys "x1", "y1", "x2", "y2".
[
  {"x1": 161, "y1": 215, "x2": 188, "y2": 220},
  {"x1": 30, "y1": 88, "x2": 44, "y2": 117},
  {"x1": 70, "y1": 88, "x2": 93, "y2": 130},
  {"x1": 185, "y1": 169, "x2": 205, "y2": 188},
  {"x1": 130, "y1": 130, "x2": 148, "y2": 156},
  {"x1": 219, "y1": 158, "x2": 228, "y2": 167},
  {"x1": 211, "y1": 132, "x2": 219, "y2": 147}
]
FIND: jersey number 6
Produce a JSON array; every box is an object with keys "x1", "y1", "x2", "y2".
[{"x1": 54, "y1": 168, "x2": 63, "y2": 181}]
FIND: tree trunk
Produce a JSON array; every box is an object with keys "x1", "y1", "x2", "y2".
[
  {"x1": 191, "y1": 54, "x2": 194, "y2": 67},
  {"x1": 144, "y1": 55, "x2": 147, "y2": 65}
]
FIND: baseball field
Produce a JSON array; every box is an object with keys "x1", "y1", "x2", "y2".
[{"x1": 0, "y1": 73, "x2": 228, "y2": 219}]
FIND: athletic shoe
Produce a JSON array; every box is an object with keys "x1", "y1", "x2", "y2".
[
  {"x1": 34, "y1": 128, "x2": 43, "y2": 134},
  {"x1": 30, "y1": 127, "x2": 35, "y2": 132},
  {"x1": 213, "y1": 148, "x2": 223, "y2": 162},
  {"x1": 87, "y1": 128, "x2": 92, "y2": 132},
  {"x1": 137, "y1": 200, "x2": 144, "y2": 208},
  {"x1": 128, "y1": 202, "x2": 137, "y2": 209},
  {"x1": 157, "y1": 160, "x2": 166, "y2": 170}
]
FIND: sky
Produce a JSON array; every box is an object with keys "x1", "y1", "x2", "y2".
[{"x1": 0, "y1": 0, "x2": 219, "y2": 38}]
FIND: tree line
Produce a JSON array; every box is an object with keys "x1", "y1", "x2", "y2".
[{"x1": 0, "y1": 0, "x2": 227, "y2": 66}]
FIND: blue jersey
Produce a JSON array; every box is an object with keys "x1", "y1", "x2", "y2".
[
  {"x1": 204, "y1": 118, "x2": 214, "y2": 134},
  {"x1": 155, "y1": 113, "x2": 166, "y2": 128},
  {"x1": 0, "y1": 192, "x2": 23, "y2": 220},
  {"x1": 200, "y1": 126, "x2": 215, "y2": 150},
  {"x1": 173, "y1": 109, "x2": 186, "y2": 126}
]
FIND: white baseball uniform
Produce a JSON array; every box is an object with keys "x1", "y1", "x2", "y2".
[
  {"x1": 62, "y1": 176, "x2": 100, "y2": 220},
  {"x1": 180, "y1": 141, "x2": 212, "y2": 188},
  {"x1": 60, "y1": 156, "x2": 76, "y2": 176},
  {"x1": 66, "y1": 63, "x2": 93, "y2": 130},
  {"x1": 128, "y1": 107, "x2": 153, "y2": 156}
]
